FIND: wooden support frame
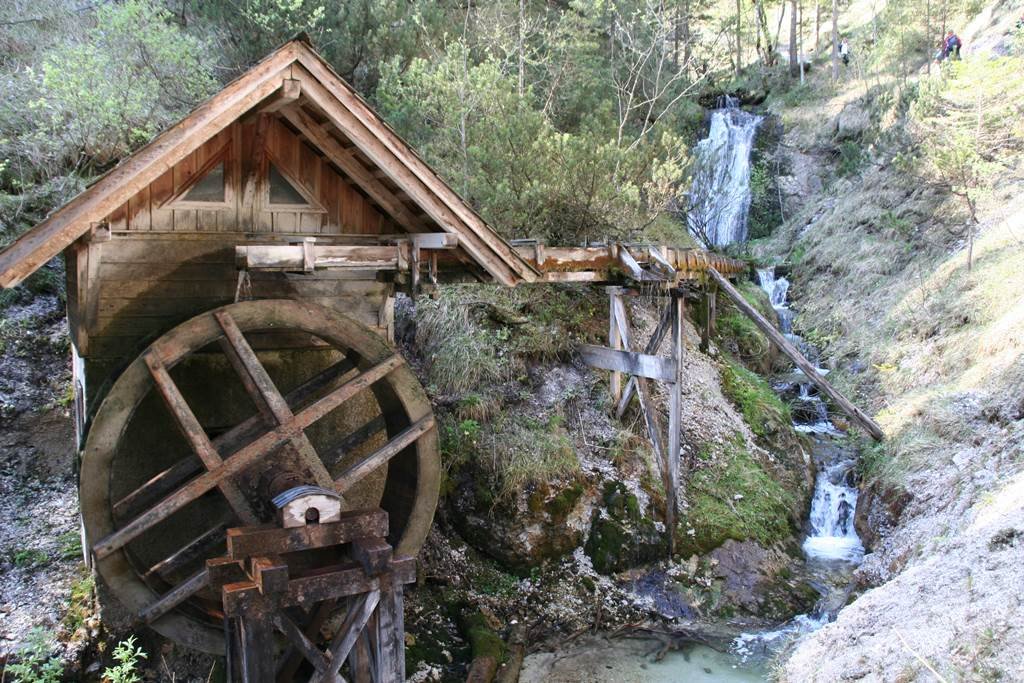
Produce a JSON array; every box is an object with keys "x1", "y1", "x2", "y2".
[
  {"x1": 583, "y1": 288, "x2": 686, "y2": 557},
  {"x1": 212, "y1": 505, "x2": 414, "y2": 683}
]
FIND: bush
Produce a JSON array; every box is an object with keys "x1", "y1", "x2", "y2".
[{"x1": 3, "y1": 628, "x2": 63, "y2": 683}]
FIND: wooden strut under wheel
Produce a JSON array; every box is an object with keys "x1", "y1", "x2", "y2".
[{"x1": 80, "y1": 299, "x2": 439, "y2": 655}]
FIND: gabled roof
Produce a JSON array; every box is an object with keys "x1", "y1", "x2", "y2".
[{"x1": 0, "y1": 39, "x2": 538, "y2": 288}]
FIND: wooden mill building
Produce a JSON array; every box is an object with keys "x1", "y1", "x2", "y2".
[{"x1": 0, "y1": 37, "x2": 759, "y2": 674}]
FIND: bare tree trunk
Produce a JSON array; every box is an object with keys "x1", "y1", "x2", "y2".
[
  {"x1": 815, "y1": 0, "x2": 821, "y2": 52},
  {"x1": 925, "y1": 0, "x2": 932, "y2": 74},
  {"x1": 683, "y1": 0, "x2": 691, "y2": 64},
  {"x1": 831, "y1": 0, "x2": 839, "y2": 81},
  {"x1": 736, "y1": 0, "x2": 743, "y2": 77},
  {"x1": 789, "y1": 0, "x2": 799, "y2": 76},
  {"x1": 798, "y1": 0, "x2": 805, "y2": 82},
  {"x1": 518, "y1": 0, "x2": 525, "y2": 96}
]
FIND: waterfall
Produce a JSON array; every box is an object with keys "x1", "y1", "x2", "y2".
[
  {"x1": 755, "y1": 267, "x2": 864, "y2": 563},
  {"x1": 687, "y1": 97, "x2": 764, "y2": 247},
  {"x1": 733, "y1": 267, "x2": 866, "y2": 664}
]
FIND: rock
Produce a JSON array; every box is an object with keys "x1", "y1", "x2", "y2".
[
  {"x1": 834, "y1": 103, "x2": 871, "y2": 141},
  {"x1": 450, "y1": 476, "x2": 597, "y2": 569}
]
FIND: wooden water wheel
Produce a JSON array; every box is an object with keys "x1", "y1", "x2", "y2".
[{"x1": 79, "y1": 299, "x2": 438, "y2": 654}]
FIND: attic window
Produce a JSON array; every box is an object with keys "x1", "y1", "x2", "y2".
[
  {"x1": 269, "y1": 163, "x2": 308, "y2": 205},
  {"x1": 182, "y1": 161, "x2": 225, "y2": 203}
]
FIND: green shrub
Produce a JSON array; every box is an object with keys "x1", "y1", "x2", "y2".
[
  {"x1": 102, "y1": 636, "x2": 147, "y2": 683},
  {"x1": 3, "y1": 628, "x2": 63, "y2": 683}
]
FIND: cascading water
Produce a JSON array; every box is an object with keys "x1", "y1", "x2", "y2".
[
  {"x1": 687, "y1": 96, "x2": 764, "y2": 247},
  {"x1": 732, "y1": 268, "x2": 866, "y2": 664}
]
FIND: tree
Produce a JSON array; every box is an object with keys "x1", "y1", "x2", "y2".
[
  {"x1": 831, "y1": 0, "x2": 838, "y2": 81},
  {"x1": 789, "y1": 0, "x2": 799, "y2": 76},
  {"x1": 910, "y1": 58, "x2": 1024, "y2": 270}
]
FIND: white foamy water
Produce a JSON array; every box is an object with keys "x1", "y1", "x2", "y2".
[
  {"x1": 731, "y1": 268, "x2": 867, "y2": 664},
  {"x1": 687, "y1": 97, "x2": 763, "y2": 246}
]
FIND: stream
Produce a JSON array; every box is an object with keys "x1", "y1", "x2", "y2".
[{"x1": 524, "y1": 98, "x2": 864, "y2": 681}]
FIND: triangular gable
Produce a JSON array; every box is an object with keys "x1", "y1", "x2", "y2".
[{"x1": 0, "y1": 39, "x2": 537, "y2": 288}]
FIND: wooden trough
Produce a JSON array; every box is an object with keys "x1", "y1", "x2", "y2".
[{"x1": 0, "y1": 38, "x2": 879, "y2": 682}]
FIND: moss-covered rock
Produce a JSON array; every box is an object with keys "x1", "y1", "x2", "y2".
[
  {"x1": 714, "y1": 280, "x2": 780, "y2": 374},
  {"x1": 678, "y1": 437, "x2": 797, "y2": 557},
  {"x1": 719, "y1": 355, "x2": 792, "y2": 440},
  {"x1": 584, "y1": 481, "x2": 665, "y2": 574}
]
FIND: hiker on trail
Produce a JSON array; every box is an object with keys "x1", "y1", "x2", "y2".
[
  {"x1": 839, "y1": 38, "x2": 850, "y2": 66},
  {"x1": 942, "y1": 30, "x2": 963, "y2": 60}
]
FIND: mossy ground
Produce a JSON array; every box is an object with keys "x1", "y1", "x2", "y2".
[{"x1": 679, "y1": 436, "x2": 797, "y2": 557}]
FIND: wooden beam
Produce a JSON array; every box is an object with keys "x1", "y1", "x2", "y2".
[
  {"x1": 333, "y1": 416, "x2": 436, "y2": 493},
  {"x1": 608, "y1": 290, "x2": 622, "y2": 404},
  {"x1": 258, "y1": 78, "x2": 301, "y2": 112},
  {"x1": 143, "y1": 352, "x2": 260, "y2": 526},
  {"x1": 280, "y1": 105, "x2": 429, "y2": 234},
  {"x1": 290, "y1": 62, "x2": 535, "y2": 287},
  {"x1": 610, "y1": 295, "x2": 667, "y2": 465},
  {"x1": 615, "y1": 304, "x2": 673, "y2": 419},
  {"x1": 665, "y1": 294, "x2": 684, "y2": 558},
  {"x1": 293, "y1": 47, "x2": 540, "y2": 283},
  {"x1": 578, "y1": 344, "x2": 677, "y2": 382},
  {"x1": 707, "y1": 268, "x2": 885, "y2": 441},
  {"x1": 226, "y1": 509, "x2": 388, "y2": 559},
  {"x1": 139, "y1": 568, "x2": 209, "y2": 624},
  {"x1": 214, "y1": 310, "x2": 334, "y2": 490}
]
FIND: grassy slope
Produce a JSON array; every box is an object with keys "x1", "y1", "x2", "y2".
[{"x1": 747, "y1": 0, "x2": 1024, "y2": 678}]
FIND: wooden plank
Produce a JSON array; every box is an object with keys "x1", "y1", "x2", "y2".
[
  {"x1": 578, "y1": 344, "x2": 677, "y2": 382},
  {"x1": 144, "y1": 520, "x2": 229, "y2": 581},
  {"x1": 333, "y1": 416, "x2": 436, "y2": 493},
  {"x1": 665, "y1": 295, "x2": 684, "y2": 558},
  {"x1": 707, "y1": 268, "x2": 885, "y2": 441},
  {"x1": 313, "y1": 591, "x2": 380, "y2": 683},
  {"x1": 92, "y1": 354, "x2": 404, "y2": 560},
  {"x1": 272, "y1": 612, "x2": 329, "y2": 674},
  {"x1": 214, "y1": 310, "x2": 334, "y2": 490},
  {"x1": 226, "y1": 509, "x2": 388, "y2": 559},
  {"x1": 237, "y1": 244, "x2": 399, "y2": 270},
  {"x1": 611, "y1": 296, "x2": 666, "y2": 466},
  {"x1": 290, "y1": 64, "x2": 535, "y2": 286},
  {"x1": 139, "y1": 568, "x2": 209, "y2": 624},
  {"x1": 615, "y1": 304, "x2": 673, "y2": 419},
  {"x1": 112, "y1": 357, "x2": 356, "y2": 519}
]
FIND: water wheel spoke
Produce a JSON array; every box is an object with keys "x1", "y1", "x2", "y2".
[
  {"x1": 273, "y1": 612, "x2": 330, "y2": 675},
  {"x1": 311, "y1": 591, "x2": 381, "y2": 683},
  {"x1": 214, "y1": 310, "x2": 334, "y2": 489},
  {"x1": 139, "y1": 567, "x2": 210, "y2": 624},
  {"x1": 144, "y1": 352, "x2": 260, "y2": 525},
  {"x1": 111, "y1": 357, "x2": 356, "y2": 520},
  {"x1": 333, "y1": 416, "x2": 435, "y2": 494},
  {"x1": 144, "y1": 519, "x2": 230, "y2": 582},
  {"x1": 94, "y1": 354, "x2": 405, "y2": 561}
]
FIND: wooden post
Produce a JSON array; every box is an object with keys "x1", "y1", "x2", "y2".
[
  {"x1": 665, "y1": 293, "x2": 685, "y2": 558},
  {"x1": 707, "y1": 268, "x2": 885, "y2": 441},
  {"x1": 608, "y1": 288, "x2": 623, "y2": 404},
  {"x1": 700, "y1": 284, "x2": 717, "y2": 353}
]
